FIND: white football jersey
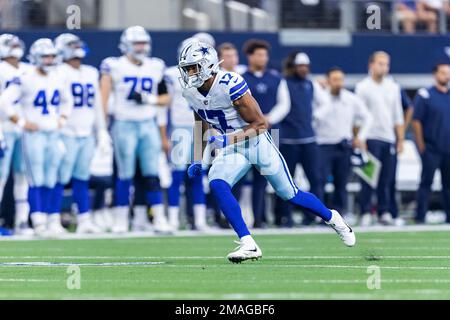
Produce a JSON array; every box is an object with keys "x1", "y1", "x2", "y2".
[
  {"x1": 165, "y1": 65, "x2": 195, "y2": 127},
  {"x1": 0, "y1": 61, "x2": 32, "y2": 132},
  {"x1": 182, "y1": 70, "x2": 249, "y2": 134},
  {"x1": 57, "y1": 63, "x2": 104, "y2": 137},
  {"x1": 0, "y1": 67, "x2": 73, "y2": 131},
  {"x1": 100, "y1": 55, "x2": 166, "y2": 121}
]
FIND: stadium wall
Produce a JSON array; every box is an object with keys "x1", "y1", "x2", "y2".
[{"x1": 2, "y1": 30, "x2": 450, "y2": 87}]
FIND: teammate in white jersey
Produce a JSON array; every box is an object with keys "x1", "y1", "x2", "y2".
[
  {"x1": 0, "y1": 34, "x2": 33, "y2": 235},
  {"x1": 53, "y1": 33, "x2": 111, "y2": 234},
  {"x1": 179, "y1": 42, "x2": 356, "y2": 263},
  {"x1": 165, "y1": 37, "x2": 209, "y2": 231},
  {"x1": 0, "y1": 38, "x2": 73, "y2": 236},
  {"x1": 100, "y1": 26, "x2": 171, "y2": 233}
]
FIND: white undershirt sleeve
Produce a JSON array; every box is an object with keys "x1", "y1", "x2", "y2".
[{"x1": 265, "y1": 79, "x2": 291, "y2": 125}]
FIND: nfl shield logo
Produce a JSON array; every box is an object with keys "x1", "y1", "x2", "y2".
[{"x1": 204, "y1": 100, "x2": 208, "y2": 105}]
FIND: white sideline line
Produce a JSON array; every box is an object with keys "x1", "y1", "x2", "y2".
[
  {"x1": 1, "y1": 224, "x2": 450, "y2": 241},
  {"x1": 2, "y1": 278, "x2": 449, "y2": 285},
  {"x1": 0, "y1": 278, "x2": 60, "y2": 282},
  {"x1": 0, "y1": 255, "x2": 450, "y2": 260}
]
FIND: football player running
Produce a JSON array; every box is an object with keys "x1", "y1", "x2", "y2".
[
  {"x1": 100, "y1": 26, "x2": 172, "y2": 233},
  {"x1": 0, "y1": 38, "x2": 73, "y2": 237},
  {"x1": 179, "y1": 42, "x2": 356, "y2": 263},
  {"x1": 53, "y1": 33, "x2": 111, "y2": 234},
  {"x1": 0, "y1": 34, "x2": 33, "y2": 235}
]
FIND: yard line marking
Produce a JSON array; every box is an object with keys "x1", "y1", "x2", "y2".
[
  {"x1": 156, "y1": 264, "x2": 450, "y2": 271},
  {"x1": 0, "y1": 261, "x2": 165, "y2": 267}
]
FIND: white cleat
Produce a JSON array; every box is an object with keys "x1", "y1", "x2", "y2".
[
  {"x1": 111, "y1": 207, "x2": 129, "y2": 233},
  {"x1": 47, "y1": 214, "x2": 69, "y2": 236},
  {"x1": 153, "y1": 219, "x2": 173, "y2": 234},
  {"x1": 227, "y1": 240, "x2": 263, "y2": 264},
  {"x1": 360, "y1": 212, "x2": 373, "y2": 227},
  {"x1": 326, "y1": 209, "x2": 356, "y2": 247},
  {"x1": 31, "y1": 213, "x2": 48, "y2": 237},
  {"x1": 131, "y1": 219, "x2": 154, "y2": 233},
  {"x1": 76, "y1": 214, "x2": 103, "y2": 234},
  {"x1": 380, "y1": 212, "x2": 394, "y2": 226},
  {"x1": 93, "y1": 209, "x2": 114, "y2": 232},
  {"x1": 152, "y1": 209, "x2": 174, "y2": 234},
  {"x1": 14, "y1": 223, "x2": 35, "y2": 236},
  {"x1": 33, "y1": 224, "x2": 49, "y2": 237}
]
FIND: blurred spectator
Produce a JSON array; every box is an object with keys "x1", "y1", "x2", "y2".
[
  {"x1": 412, "y1": 62, "x2": 450, "y2": 224},
  {"x1": 396, "y1": 0, "x2": 445, "y2": 33},
  {"x1": 275, "y1": 52, "x2": 327, "y2": 226},
  {"x1": 389, "y1": 88, "x2": 413, "y2": 225},
  {"x1": 241, "y1": 39, "x2": 291, "y2": 228},
  {"x1": 355, "y1": 51, "x2": 405, "y2": 226},
  {"x1": 314, "y1": 67, "x2": 372, "y2": 217},
  {"x1": 217, "y1": 42, "x2": 246, "y2": 74},
  {"x1": 395, "y1": 1, "x2": 419, "y2": 33}
]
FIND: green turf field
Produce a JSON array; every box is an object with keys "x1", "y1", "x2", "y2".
[{"x1": 0, "y1": 229, "x2": 450, "y2": 299}]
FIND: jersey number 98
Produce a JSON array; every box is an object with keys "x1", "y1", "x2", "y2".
[{"x1": 72, "y1": 83, "x2": 95, "y2": 108}]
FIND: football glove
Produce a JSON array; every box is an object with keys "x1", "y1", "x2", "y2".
[{"x1": 187, "y1": 161, "x2": 203, "y2": 178}]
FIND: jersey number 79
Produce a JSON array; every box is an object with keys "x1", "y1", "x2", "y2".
[{"x1": 124, "y1": 77, "x2": 153, "y2": 100}]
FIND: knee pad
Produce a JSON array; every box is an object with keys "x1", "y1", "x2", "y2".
[{"x1": 144, "y1": 176, "x2": 161, "y2": 193}]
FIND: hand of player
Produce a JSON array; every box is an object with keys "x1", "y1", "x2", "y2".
[
  {"x1": 208, "y1": 135, "x2": 227, "y2": 149},
  {"x1": 97, "y1": 129, "x2": 112, "y2": 155},
  {"x1": 352, "y1": 137, "x2": 367, "y2": 150},
  {"x1": 397, "y1": 139, "x2": 404, "y2": 154},
  {"x1": 129, "y1": 91, "x2": 144, "y2": 104},
  {"x1": 417, "y1": 141, "x2": 426, "y2": 154},
  {"x1": 23, "y1": 121, "x2": 39, "y2": 132},
  {"x1": 187, "y1": 161, "x2": 203, "y2": 178},
  {"x1": 129, "y1": 91, "x2": 158, "y2": 105}
]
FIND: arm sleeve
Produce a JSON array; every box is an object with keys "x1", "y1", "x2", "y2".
[
  {"x1": 0, "y1": 83, "x2": 22, "y2": 117},
  {"x1": 228, "y1": 74, "x2": 250, "y2": 102},
  {"x1": 266, "y1": 79, "x2": 291, "y2": 125},
  {"x1": 156, "y1": 106, "x2": 168, "y2": 127},
  {"x1": 158, "y1": 78, "x2": 168, "y2": 95},
  {"x1": 99, "y1": 58, "x2": 114, "y2": 76},
  {"x1": 413, "y1": 88, "x2": 428, "y2": 122},
  {"x1": 353, "y1": 95, "x2": 373, "y2": 141},
  {"x1": 312, "y1": 80, "x2": 328, "y2": 108},
  {"x1": 393, "y1": 85, "x2": 404, "y2": 126}
]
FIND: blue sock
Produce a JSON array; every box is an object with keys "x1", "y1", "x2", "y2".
[
  {"x1": 145, "y1": 176, "x2": 163, "y2": 206},
  {"x1": 146, "y1": 191, "x2": 163, "y2": 206},
  {"x1": 72, "y1": 178, "x2": 90, "y2": 214},
  {"x1": 41, "y1": 187, "x2": 52, "y2": 214},
  {"x1": 167, "y1": 170, "x2": 184, "y2": 207},
  {"x1": 192, "y1": 174, "x2": 205, "y2": 205},
  {"x1": 115, "y1": 179, "x2": 131, "y2": 206},
  {"x1": 28, "y1": 186, "x2": 42, "y2": 214},
  {"x1": 49, "y1": 183, "x2": 63, "y2": 214},
  {"x1": 289, "y1": 190, "x2": 332, "y2": 221},
  {"x1": 210, "y1": 179, "x2": 250, "y2": 238}
]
